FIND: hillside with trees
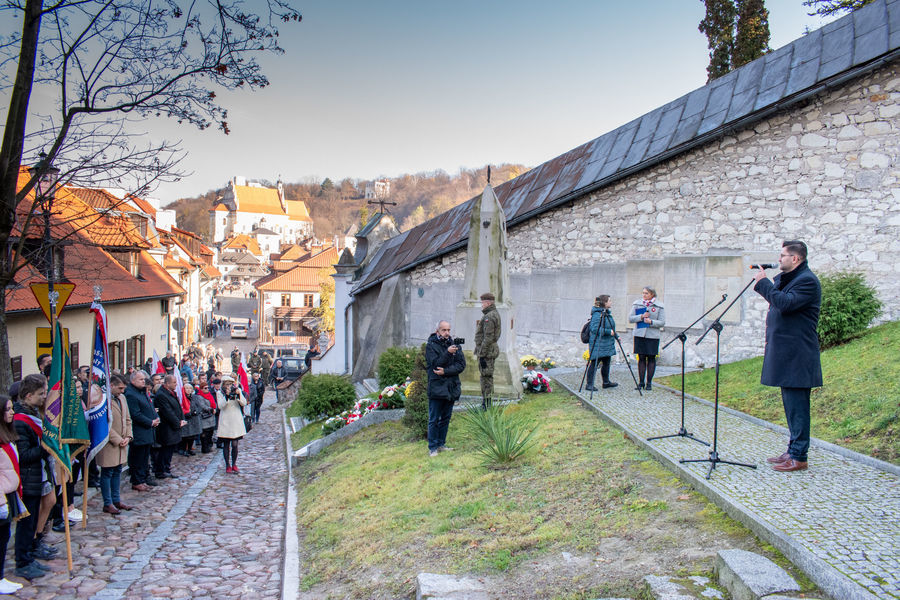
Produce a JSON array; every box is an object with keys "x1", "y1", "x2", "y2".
[{"x1": 168, "y1": 164, "x2": 528, "y2": 240}]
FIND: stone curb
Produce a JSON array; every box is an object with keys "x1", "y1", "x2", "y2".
[
  {"x1": 281, "y1": 403, "x2": 301, "y2": 600},
  {"x1": 292, "y1": 409, "x2": 406, "y2": 464},
  {"x1": 554, "y1": 377, "x2": 881, "y2": 600},
  {"x1": 652, "y1": 383, "x2": 900, "y2": 477}
]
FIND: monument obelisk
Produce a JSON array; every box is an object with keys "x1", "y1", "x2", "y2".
[{"x1": 454, "y1": 182, "x2": 521, "y2": 400}]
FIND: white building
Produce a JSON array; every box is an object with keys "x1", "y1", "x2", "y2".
[
  {"x1": 364, "y1": 179, "x2": 390, "y2": 200},
  {"x1": 210, "y1": 177, "x2": 313, "y2": 243}
]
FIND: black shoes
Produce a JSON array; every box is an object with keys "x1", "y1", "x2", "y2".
[
  {"x1": 635, "y1": 383, "x2": 644, "y2": 391},
  {"x1": 645, "y1": 383, "x2": 652, "y2": 391},
  {"x1": 602, "y1": 382, "x2": 618, "y2": 388},
  {"x1": 584, "y1": 386, "x2": 598, "y2": 391},
  {"x1": 14, "y1": 562, "x2": 46, "y2": 579}
]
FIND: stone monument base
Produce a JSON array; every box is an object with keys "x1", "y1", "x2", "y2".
[{"x1": 458, "y1": 350, "x2": 522, "y2": 401}]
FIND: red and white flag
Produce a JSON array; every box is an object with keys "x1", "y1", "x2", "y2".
[
  {"x1": 174, "y1": 367, "x2": 191, "y2": 414},
  {"x1": 151, "y1": 350, "x2": 166, "y2": 376},
  {"x1": 237, "y1": 353, "x2": 250, "y2": 398}
]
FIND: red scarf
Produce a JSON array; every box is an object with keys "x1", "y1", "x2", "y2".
[
  {"x1": 13, "y1": 413, "x2": 41, "y2": 437},
  {"x1": 0, "y1": 442, "x2": 23, "y2": 497}
]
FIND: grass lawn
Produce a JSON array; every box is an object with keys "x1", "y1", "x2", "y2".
[
  {"x1": 657, "y1": 321, "x2": 900, "y2": 464},
  {"x1": 294, "y1": 391, "x2": 810, "y2": 600}
]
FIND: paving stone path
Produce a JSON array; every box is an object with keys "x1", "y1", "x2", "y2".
[
  {"x1": 8, "y1": 392, "x2": 287, "y2": 600},
  {"x1": 553, "y1": 368, "x2": 900, "y2": 600}
]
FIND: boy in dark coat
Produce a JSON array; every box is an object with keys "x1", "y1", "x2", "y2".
[{"x1": 753, "y1": 240, "x2": 822, "y2": 472}]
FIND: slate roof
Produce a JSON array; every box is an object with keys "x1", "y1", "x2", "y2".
[{"x1": 351, "y1": 0, "x2": 900, "y2": 295}]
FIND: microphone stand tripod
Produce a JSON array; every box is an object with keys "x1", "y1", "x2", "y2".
[
  {"x1": 647, "y1": 293, "x2": 728, "y2": 446},
  {"x1": 679, "y1": 280, "x2": 758, "y2": 480}
]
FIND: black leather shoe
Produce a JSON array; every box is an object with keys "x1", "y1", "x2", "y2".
[
  {"x1": 52, "y1": 521, "x2": 66, "y2": 533},
  {"x1": 165, "y1": 473, "x2": 180, "y2": 479},
  {"x1": 602, "y1": 382, "x2": 618, "y2": 388},
  {"x1": 154, "y1": 473, "x2": 168, "y2": 479},
  {"x1": 145, "y1": 479, "x2": 159, "y2": 487},
  {"x1": 645, "y1": 383, "x2": 652, "y2": 391},
  {"x1": 584, "y1": 386, "x2": 598, "y2": 391},
  {"x1": 635, "y1": 383, "x2": 644, "y2": 391}
]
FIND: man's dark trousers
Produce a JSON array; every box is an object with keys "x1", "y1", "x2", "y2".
[
  {"x1": 15, "y1": 494, "x2": 41, "y2": 567},
  {"x1": 427, "y1": 397, "x2": 454, "y2": 452},
  {"x1": 129, "y1": 443, "x2": 151, "y2": 484},
  {"x1": 781, "y1": 387, "x2": 810, "y2": 461}
]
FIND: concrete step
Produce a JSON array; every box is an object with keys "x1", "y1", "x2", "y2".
[
  {"x1": 716, "y1": 549, "x2": 802, "y2": 600},
  {"x1": 353, "y1": 382, "x2": 369, "y2": 399},
  {"x1": 362, "y1": 378, "x2": 380, "y2": 394}
]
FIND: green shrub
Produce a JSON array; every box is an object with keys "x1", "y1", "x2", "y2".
[
  {"x1": 818, "y1": 272, "x2": 882, "y2": 348},
  {"x1": 295, "y1": 374, "x2": 356, "y2": 420},
  {"x1": 459, "y1": 403, "x2": 539, "y2": 466},
  {"x1": 401, "y1": 345, "x2": 429, "y2": 438},
  {"x1": 377, "y1": 346, "x2": 418, "y2": 389}
]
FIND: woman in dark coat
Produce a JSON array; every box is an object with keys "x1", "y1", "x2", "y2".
[
  {"x1": 179, "y1": 384, "x2": 202, "y2": 456},
  {"x1": 586, "y1": 295, "x2": 618, "y2": 391}
]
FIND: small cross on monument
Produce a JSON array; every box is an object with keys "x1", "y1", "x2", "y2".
[{"x1": 367, "y1": 198, "x2": 397, "y2": 214}]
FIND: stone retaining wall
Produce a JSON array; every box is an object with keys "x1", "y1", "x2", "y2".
[{"x1": 409, "y1": 62, "x2": 900, "y2": 367}]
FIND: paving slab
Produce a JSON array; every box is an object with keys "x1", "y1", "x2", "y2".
[
  {"x1": 716, "y1": 549, "x2": 799, "y2": 600},
  {"x1": 554, "y1": 369, "x2": 900, "y2": 600}
]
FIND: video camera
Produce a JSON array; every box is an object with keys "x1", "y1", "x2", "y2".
[{"x1": 452, "y1": 337, "x2": 465, "y2": 347}]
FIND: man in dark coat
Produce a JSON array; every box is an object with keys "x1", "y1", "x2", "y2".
[
  {"x1": 753, "y1": 240, "x2": 822, "y2": 472},
  {"x1": 425, "y1": 320, "x2": 466, "y2": 457},
  {"x1": 125, "y1": 370, "x2": 159, "y2": 490},
  {"x1": 249, "y1": 372, "x2": 266, "y2": 423},
  {"x1": 161, "y1": 350, "x2": 176, "y2": 375},
  {"x1": 269, "y1": 359, "x2": 286, "y2": 403},
  {"x1": 153, "y1": 375, "x2": 187, "y2": 479},
  {"x1": 474, "y1": 292, "x2": 501, "y2": 409}
]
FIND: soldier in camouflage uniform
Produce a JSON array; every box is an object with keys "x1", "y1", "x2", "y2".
[
  {"x1": 260, "y1": 351, "x2": 273, "y2": 387},
  {"x1": 247, "y1": 350, "x2": 262, "y2": 375},
  {"x1": 474, "y1": 292, "x2": 501, "y2": 409}
]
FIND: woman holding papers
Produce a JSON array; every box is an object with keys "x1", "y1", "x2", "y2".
[{"x1": 628, "y1": 287, "x2": 665, "y2": 391}]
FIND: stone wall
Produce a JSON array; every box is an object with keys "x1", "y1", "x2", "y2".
[{"x1": 407, "y1": 62, "x2": 900, "y2": 367}]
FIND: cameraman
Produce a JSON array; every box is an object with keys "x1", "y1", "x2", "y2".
[{"x1": 425, "y1": 320, "x2": 466, "y2": 458}]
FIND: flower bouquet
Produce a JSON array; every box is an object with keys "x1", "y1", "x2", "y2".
[
  {"x1": 520, "y1": 355, "x2": 540, "y2": 369},
  {"x1": 378, "y1": 384, "x2": 406, "y2": 409},
  {"x1": 322, "y1": 415, "x2": 346, "y2": 435},
  {"x1": 539, "y1": 357, "x2": 556, "y2": 370},
  {"x1": 521, "y1": 370, "x2": 552, "y2": 393}
]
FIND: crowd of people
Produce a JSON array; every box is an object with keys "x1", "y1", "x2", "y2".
[{"x1": 0, "y1": 341, "x2": 276, "y2": 589}]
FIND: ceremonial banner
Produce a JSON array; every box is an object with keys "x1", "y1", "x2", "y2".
[
  {"x1": 60, "y1": 324, "x2": 90, "y2": 454},
  {"x1": 85, "y1": 302, "x2": 111, "y2": 464},
  {"x1": 43, "y1": 321, "x2": 72, "y2": 477}
]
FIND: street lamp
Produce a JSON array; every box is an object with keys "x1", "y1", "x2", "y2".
[{"x1": 28, "y1": 152, "x2": 61, "y2": 325}]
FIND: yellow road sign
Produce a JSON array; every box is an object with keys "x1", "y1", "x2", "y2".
[
  {"x1": 30, "y1": 283, "x2": 76, "y2": 324},
  {"x1": 36, "y1": 327, "x2": 69, "y2": 362}
]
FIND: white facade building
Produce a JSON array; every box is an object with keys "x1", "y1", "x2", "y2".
[{"x1": 210, "y1": 177, "x2": 313, "y2": 244}]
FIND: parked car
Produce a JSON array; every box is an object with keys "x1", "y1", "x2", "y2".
[
  {"x1": 281, "y1": 357, "x2": 304, "y2": 380},
  {"x1": 231, "y1": 324, "x2": 248, "y2": 339}
]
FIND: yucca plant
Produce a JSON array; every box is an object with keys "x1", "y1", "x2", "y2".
[{"x1": 459, "y1": 403, "x2": 539, "y2": 466}]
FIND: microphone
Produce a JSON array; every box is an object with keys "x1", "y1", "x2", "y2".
[{"x1": 749, "y1": 263, "x2": 777, "y2": 270}]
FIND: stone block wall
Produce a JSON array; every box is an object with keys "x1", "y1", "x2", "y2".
[{"x1": 407, "y1": 62, "x2": 900, "y2": 367}]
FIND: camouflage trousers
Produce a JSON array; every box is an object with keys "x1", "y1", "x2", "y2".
[{"x1": 479, "y1": 357, "x2": 495, "y2": 408}]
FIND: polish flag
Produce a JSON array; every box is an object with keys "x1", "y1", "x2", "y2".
[
  {"x1": 237, "y1": 353, "x2": 250, "y2": 398},
  {"x1": 151, "y1": 350, "x2": 166, "y2": 376},
  {"x1": 175, "y1": 367, "x2": 191, "y2": 415}
]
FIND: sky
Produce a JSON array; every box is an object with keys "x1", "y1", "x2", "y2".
[{"x1": 10, "y1": 1, "x2": 840, "y2": 205}]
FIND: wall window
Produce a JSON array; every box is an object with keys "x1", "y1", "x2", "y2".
[
  {"x1": 281, "y1": 294, "x2": 291, "y2": 307},
  {"x1": 303, "y1": 294, "x2": 314, "y2": 307},
  {"x1": 69, "y1": 342, "x2": 79, "y2": 373},
  {"x1": 9, "y1": 357, "x2": 21, "y2": 382}
]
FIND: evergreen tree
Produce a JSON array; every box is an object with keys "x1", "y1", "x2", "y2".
[
  {"x1": 802, "y1": 0, "x2": 874, "y2": 17},
  {"x1": 699, "y1": 0, "x2": 737, "y2": 81},
  {"x1": 734, "y1": 0, "x2": 771, "y2": 69}
]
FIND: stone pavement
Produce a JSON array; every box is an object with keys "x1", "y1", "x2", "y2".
[
  {"x1": 7, "y1": 391, "x2": 287, "y2": 599},
  {"x1": 552, "y1": 368, "x2": 900, "y2": 600}
]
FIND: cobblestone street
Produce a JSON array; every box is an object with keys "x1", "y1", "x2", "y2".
[
  {"x1": 9, "y1": 392, "x2": 287, "y2": 600},
  {"x1": 554, "y1": 368, "x2": 900, "y2": 600}
]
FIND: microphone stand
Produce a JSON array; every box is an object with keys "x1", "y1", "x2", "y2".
[
  {"x1": 647, "y1": 293, "x2": 728, "y2": 446},
  {"x1": 679, "y1": 280, "x2": 758, "y2": 480}
]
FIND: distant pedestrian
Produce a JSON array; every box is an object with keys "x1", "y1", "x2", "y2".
[
  {"x1": 216, "y1": 377, "x2": 247, "y2": 474},
  {"x1": 304, "y1": 341, "x2": 320, "y2": 373}
]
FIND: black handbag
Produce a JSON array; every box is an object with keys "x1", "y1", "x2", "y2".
[{"x1": 243, "y1": 414, "x2": 252, "y2": 432}]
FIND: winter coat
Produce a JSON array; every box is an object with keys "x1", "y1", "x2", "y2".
[
  {"x1": 216, "y1": 388, "x2": 247, "y2": 440},
  {"x1": 153, "y1": 386, "x2": 184, "y2": 446},
  {"x1": 269, "y1": 365, "x2": 286, "y2": 387},
  {"x1": 181, "y1": 393, "x2": 204, "y2": 438},
  {"x1": 628, "y1": 299, "x2": 665, "y2": 339},
  {"x1": 754, "y1": 262, "x2": 823, "y2": 388},
  {"x1": 97, "y1": 393, "x2": 133, "y2": 468},
  {"x1": 0, "y1": 445, "x2": 19, "y2": 496},
  {"x1": 195, "y1": 391, "x2": 217, "y2": 430},
  {"x1": 474, "y1": 304, "x2": 501, "y2": 359},
  {"x1": 249, "y1": 379, "x2": 266, "y2": 405},
  {"x1": 425, "y1": 333, "x2": 467, "y2": 401},
  {"x1": 125, "y1": 382, "x2": 157, "y2": 446},
  {"x1": 588, "y1": 307, "x2": 617, "y2": 359},
  {"x1": 13, "y1": 402, "x2": 46, "y2": 497}
]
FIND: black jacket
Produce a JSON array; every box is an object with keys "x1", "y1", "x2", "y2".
[
  {"x1": 269, "y1": 365, "x2": 286, "y2": 386},
  {"x1": 125, "y1": 383, "x2": 157, "y2": 446},
  {"x1": 153, "y1": 386, "x2": 184, "y2": 446},
  {"x1": 13, "y1": 402, "x2": 47, "y2": 497},
  {"x1": 754, "y1": 261, "x2": 823, "y2": 388},
  {"x1": 250, "y1": 379, "x2": 266, "y2": 404},
  {"x1": 425, "y1": 333, "x2": 466, "y2": 401}
]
